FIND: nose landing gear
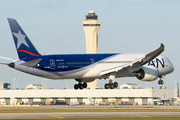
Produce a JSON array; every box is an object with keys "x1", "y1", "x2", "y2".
[
  {"x1": 158, "y1": 76, "x2": 164, "y2": 85},
  {"x1": 158, "y1": 79, "x2": 164, "y2": 85}
]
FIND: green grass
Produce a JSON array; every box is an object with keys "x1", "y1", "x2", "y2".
[
  {"x1": 0, "y1": 109, "x2": 180, "y2": 113},
  {"x1": 65, "y1": 118, "x2": 180, "y2": 120}
]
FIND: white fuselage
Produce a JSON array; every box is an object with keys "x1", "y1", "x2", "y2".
[{"x1": 12, "y1": 54, "x2": 174, "y2": 82}]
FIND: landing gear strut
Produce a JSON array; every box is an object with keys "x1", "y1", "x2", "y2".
[
  {"x1": 74, "y1": 82, "x2": 87, "y2": 90},
  {"x1": 104, "y1": 72, "x2": 118, "y2": 89},
  {"x1": 158, "y1": 76, "x2": 164, "y2": 85}
]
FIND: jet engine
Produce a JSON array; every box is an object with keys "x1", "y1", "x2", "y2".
[{"x1": 135, "y1": 66, "x2": 159, "y2": 81}]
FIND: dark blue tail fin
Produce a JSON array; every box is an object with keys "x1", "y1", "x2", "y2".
[{"x1": 8, "y1": 18, "x2": 41, "y2": 60}]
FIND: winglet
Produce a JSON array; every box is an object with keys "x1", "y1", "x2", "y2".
[{"x1": 139, "y1": 43, "x2": 164, "y2": 66}]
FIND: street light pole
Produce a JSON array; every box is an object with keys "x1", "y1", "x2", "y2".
[
  {"x1": 17, "y1": 79, "x2": 18, "y2": 89},
  {"x1": 66, "y1": 79, "x2": 68, "y2": 89},
  {"x1": 13, "y1": 78, "x2": 16, "y2": 89},
  {"x1": 0, "y1": 72, "x2": 3, "y2": 82}
]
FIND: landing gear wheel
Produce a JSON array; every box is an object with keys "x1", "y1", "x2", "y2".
[
  {"x1": 78, "y1": 83, "x2": 83, "y2": 90},
  {"x1": 161, "y1": 80, "x2": 164, "y2": 84},
  {"x1": 104, "y1": 83, "x2": 109, "y2": 89},
  {"x1": 74, "y1": 84, "x2": 78, "y2": 90},
  {"x1": 83, "y1": 82, "x2": 87, "y2": 88},
  {"x1": 109, "y1": 83, "x2": 114, "y2": 89},
  {"x1": 158, "y1": 80, "x2": 164, "y2": 85},
  {"x1": 114, "y1": 82, "x2": 118, "y2": 88},
  {"x1": 158, "y1": 80, "x2": 161, "y2": 84}
]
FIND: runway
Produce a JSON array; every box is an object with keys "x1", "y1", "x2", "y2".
[{"x1": 0, "y1": 112, "x2": 180, "y2": 119}]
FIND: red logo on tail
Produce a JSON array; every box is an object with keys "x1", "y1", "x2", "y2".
[{"x1": 18, "y1": 50, "x2": 39, "y2": 56}]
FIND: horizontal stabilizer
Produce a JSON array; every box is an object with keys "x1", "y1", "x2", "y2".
[
  {"x1": 0, "y1": 63, "x2": 8, "y2": 65},
  {"x1": 0, "y1": 56, "x2": 17, "y2": 61},
  {"x1": 20, "y1": 58, "x2": 42, "y2": 67}
]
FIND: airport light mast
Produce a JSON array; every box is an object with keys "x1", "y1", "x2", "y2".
[{"x1": 83, "y1": 11, "x2": 101, "y2": 89}]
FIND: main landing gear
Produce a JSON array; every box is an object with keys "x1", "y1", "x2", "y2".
[
  {"x1": 104, "y1": 72, "x2": 118, "y2": 89},
  {"x1": 74, "y1": 82, "x2": 87, "y2": 90},
  {"x1": 104, "y1": 82, "x2": 118, "y2": 89}
]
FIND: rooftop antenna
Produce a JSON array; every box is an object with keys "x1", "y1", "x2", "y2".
[
  {"x1": 66, "y1": 79, "x2": 68, "y2": 89},
  {"x1": 167, "y1": 75, "x2": 168, "y2": 89},
  {"x1": 17, "y1": 79, "x2": 18, "y2": 89}
]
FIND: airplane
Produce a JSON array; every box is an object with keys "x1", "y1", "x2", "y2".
[{"x1": 0, "y1": 18, "x2": 174, "y2": 90}]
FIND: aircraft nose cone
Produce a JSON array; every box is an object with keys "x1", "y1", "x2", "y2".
[
  {"x1": 167, "y1": 58, "x2": 174, "y2": 73},
  {"x1": 169, "y1": 64, "x2": 174, "y2": 73}
]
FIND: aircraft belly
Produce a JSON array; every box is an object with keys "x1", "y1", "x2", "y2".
[
  {"x1": 15, "y1": 65, "x2": 59, "y2": 79},
  {"x1": 14, "y1": 64, "x2": 92, "y2": 79},
  {"x1": 83, "y1": 65, "x2": 103, "y2": 78},
  {"x1": 81, "y1": 78, "x2": 95, "y2": 83},
  {"x1": 59, "y1": 67, "x2": 92, "y2": 79}
]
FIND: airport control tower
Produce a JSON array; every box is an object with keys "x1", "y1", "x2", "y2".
[{"x1": 83, "y1": 11, "x2": 101, "y2": 89}]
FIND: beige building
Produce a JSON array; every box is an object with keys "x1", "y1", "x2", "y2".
[
  {"x1": 83, "y1": 11, "x2": 101, "y2": 89},
  {"x1": 0, "y1": 81, "x2": 3, "y2": 90},
  {"x1": 26, "y1": 84, "x2": 46, "y2": 90},
  {"x1": 0, "y1": 88, "x2": 179, "y2": 105},
  {"x1": 120, "y1": 83, "x2": 141, "y2": 89}
]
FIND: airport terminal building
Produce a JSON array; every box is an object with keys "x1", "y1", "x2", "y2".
[{"x1": 0, "y1": 88, "x2": 179, "y2": 105}]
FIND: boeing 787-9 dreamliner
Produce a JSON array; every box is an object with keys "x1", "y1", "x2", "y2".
[{"x1": 0, "y1": 18, "x2": 174, "y2": 90}]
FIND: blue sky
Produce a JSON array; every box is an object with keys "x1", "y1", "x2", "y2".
[{"x1": 0, "y1": 0, "x2": 180, "y2": 89}]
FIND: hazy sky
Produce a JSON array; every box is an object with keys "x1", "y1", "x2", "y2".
[{"x1": 0, "y1": 0, "x2": 180, "y2": 89}]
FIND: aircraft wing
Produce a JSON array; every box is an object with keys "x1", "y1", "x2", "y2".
[{"x1": 100, "y1": 43, "x2": 164, "y2": 76}]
